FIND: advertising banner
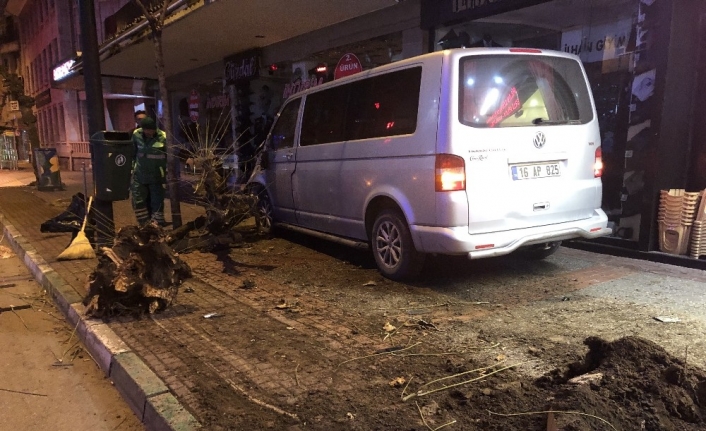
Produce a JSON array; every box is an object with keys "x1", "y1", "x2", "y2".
[{"x1": 560, "y1": 19, "x2": 633, "y2": 63}]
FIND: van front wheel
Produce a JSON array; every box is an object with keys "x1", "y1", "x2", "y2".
[
  {"x1": 371, "y1": 210, "x2": 425, "y2": 281},
  {"x1": 254, "y1": 191, "x2": 274, "y2": 235}
]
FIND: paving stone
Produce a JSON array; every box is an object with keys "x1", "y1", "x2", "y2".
[
  {"x1": 144, "y1": 393, "x2": 201, "y2": 431},
  {"x1": 111, "y1": 351, "x2": 170, "y2": 420}
]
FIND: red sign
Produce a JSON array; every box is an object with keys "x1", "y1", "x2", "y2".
[
  {"x1": 334, "y1": 53, "x2": 362, "y2": 80},
  {"x1": 189, "y1": 90, "x2": 200, "y2": 123}
]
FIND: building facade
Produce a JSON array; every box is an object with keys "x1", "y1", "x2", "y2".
[
  {"x1": 9, "y1": 0, "x2": 152, "y2": 170},
  {"x1": 420, "y1": 0, "x2": 706, "y2": 258}
]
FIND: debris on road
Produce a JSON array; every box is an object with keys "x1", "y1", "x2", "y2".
[
  {"x1": 362, "y1": 281, "x2": 377, "y2": 286},
  {"x1": 383, "y1": 322, "x2": 396, "y2": 332},
  {"x1": 240, "y1": 279, "x2": 256, "y2": 289},
  {"x1": 568, "y1": 372, "x2": 604, "y2": 385},
  {"x1": 203, "y1": 312, "x2": 224, "y2": 319},
  {"x1": 389, "y1": 377, "x2": 406, "y2": 387},
  {"x1": 654, "y1": 316, "x2": 681, "y2": 323}
]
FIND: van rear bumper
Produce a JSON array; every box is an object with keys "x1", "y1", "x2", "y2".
[{"x1": 410, "y1": 209, "x2": 610, "y2": 259}]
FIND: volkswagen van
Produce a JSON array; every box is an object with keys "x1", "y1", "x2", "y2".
[{"x1": 248, "y1": 48, "x2": 611, "y2": 280}]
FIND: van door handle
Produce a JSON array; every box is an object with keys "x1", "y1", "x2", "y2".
[{"x1": 533, "y1": 202, "x2": 550, "y2": 211}]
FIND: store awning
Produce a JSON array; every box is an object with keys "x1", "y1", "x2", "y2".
[{"x1": 96, "y1": 0, "x2": 402, "y2": 80}]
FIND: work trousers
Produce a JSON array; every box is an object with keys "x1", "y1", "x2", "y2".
[{"x1": 131, "y1": 181, "x2": 166, "y2": 226}]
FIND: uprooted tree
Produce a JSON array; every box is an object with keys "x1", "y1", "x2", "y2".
[
  {"x1": 165, "y1": 109, "x2": 261, "y2": 253},
  {"x1": 82, "y1": 113, "x2": 263, "y2": 317},
  {"x1": 83, "y1": 224, "x2": 192, "y2": 317}
]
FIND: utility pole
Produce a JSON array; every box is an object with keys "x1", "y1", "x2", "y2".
[{"x1": 78, "y1": 0, "x2": 114, "y2": 248}]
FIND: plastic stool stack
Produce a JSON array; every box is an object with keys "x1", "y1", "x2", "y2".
[{"x1": 657, "y1": 189, "x2": 700, "y2": 255}]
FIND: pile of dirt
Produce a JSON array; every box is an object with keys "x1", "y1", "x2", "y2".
[{"x1": 446, "y1": 336, "x2": 706, "y2": 431}]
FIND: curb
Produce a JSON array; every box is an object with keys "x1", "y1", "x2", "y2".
[{"x1": 0, "y1": 214, "x2": 201, "y2": 431}]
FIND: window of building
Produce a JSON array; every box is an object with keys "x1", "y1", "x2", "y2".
[
  {"x1": 52, "y1": 105, "x2": 60, "y2": 143},
  {"x1": 58, "y1": 103, "x2": 66, "y2": 141},
  {"x1": 51, "y1": 38, "x2": 58, "y2": 64},
  {"x1": 37, "y1": 110, "x2": 43, "y2": 146},
  {"x1": 42, "y1": 49, "x2": 48, "y2": 87},
  {"x1": 79, "y1": 100, "x2": 89, "y2": 141}
]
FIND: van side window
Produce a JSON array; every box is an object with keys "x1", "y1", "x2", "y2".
[
  {"x1": 269, "y1": 98, "x2": 301, "y2": 150},
  {"x1": 300, "y1": 86, "x2": 349, "y2": 146},
  {"x1": 347, "y1": 67, "x2": 421, "y2": 141}
]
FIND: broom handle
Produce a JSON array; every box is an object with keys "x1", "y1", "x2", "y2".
[{"x1": 81, "y1": 196, "x2": 94, "y2": 233}]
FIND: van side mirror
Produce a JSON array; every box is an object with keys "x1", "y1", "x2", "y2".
[{"x1": 260, "y1": 148, "x2": 270, "y2": 170}]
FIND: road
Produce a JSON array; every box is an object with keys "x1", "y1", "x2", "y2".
[
  {"x1": 112, "y1": 226, "x2": 706, "y2": 430},
  {"x1": 0, "y1": 240, "x2": 143, "y2": 431}
]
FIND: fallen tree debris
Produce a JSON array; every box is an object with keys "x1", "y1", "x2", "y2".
[
  {"x1": 0, "y1": 387, "x2": 48, "y2": 397},
  {"x1": 402, "y1": 361, "x2": 528, "y2": 401},
  {"x1": 486, "y1": 409, "x2": 617, "y2": 431},
  {"x1": 83, "y1": 224, "x2": 192, "y2": 317},
  {"x1": 165, "y1": 157, "x2": 257, "y2": 253}
]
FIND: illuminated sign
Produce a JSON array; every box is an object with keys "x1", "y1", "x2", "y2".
[{"x1": 52, "y1": 59, "x2": 76, "y2": 82}]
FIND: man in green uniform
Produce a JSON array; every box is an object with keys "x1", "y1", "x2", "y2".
[{"x1": 131, "y1": 117, "x2": 167, "y2": 226}]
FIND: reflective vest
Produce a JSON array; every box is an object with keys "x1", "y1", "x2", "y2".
[{"x1": 132, "y1": 128, "x2": 167, "y2": 184}]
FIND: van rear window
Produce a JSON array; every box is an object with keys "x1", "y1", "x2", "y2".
[{"x1": 459, "y1": 55, "x2": 593, "y2": 128}]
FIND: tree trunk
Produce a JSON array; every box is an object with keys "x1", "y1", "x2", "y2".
[{"x1": 153, "y1": 33, "x2": 183, "y2": 228}]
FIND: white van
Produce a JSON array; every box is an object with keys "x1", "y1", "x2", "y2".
[{"x1": 248, "y1": 48, "x2": 611, "y2": 280}]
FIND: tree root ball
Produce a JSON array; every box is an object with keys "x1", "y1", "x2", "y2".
[{"x1": 83, "y1": 223, "x2": 192, "y2": 317}]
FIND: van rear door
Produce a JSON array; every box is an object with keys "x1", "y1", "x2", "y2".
[{"x1": 454, "y1": 52, "x2": 601, "y2": 235}]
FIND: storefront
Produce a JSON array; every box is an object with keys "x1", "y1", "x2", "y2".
[
  {"x1": 421, "y1": 0, "x2": 706, "y2": 260},
  {"x1": 172, "y1": 1, "x2": 423, "y2": 183}
]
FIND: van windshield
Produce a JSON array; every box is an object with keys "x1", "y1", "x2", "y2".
[{"x1": 458, "y1": 55, "x2": 594, "y2": 128}]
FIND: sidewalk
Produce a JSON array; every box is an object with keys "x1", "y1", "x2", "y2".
[
  {"x1": 0, "y1": 163, "x2": 204, "y2": 430},
  {"x1": 0, "y1": 165, "x2": 398, "y2": 430}
]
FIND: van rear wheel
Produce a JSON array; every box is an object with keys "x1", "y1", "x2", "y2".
[
  {"x1": 371, "y1": 210, "x2": 425, "y2": 281},
  {"x1": 518, "y1": 241, "x2": 561, "y2": 260}
]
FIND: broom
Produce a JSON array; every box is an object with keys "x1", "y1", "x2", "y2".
[{"x1": 57, "y1": 195, "x2": 96, "y2": 260}]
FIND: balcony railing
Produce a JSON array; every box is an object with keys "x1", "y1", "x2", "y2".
[{"x1": 55, "y1": 141, "x2": 91, "y2": 171}]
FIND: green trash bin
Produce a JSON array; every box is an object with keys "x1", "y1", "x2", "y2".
[{"x1": 90, "y1": 131, "x2": 133, "y2": 201}]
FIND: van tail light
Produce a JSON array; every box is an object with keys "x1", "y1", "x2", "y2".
[
  {"x1": 436, "y1": 154, "x2": 466, "y2": 192},
  {"x1": 594, "y1": 147, "x2": 603, "y2": 178}
]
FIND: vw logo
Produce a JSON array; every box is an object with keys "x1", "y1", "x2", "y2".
[
  {"x1": 533, "y1": 132, "x2": 546, "y2": 149},
  {"x1": 115, "y1": 154, "x2": 127, "y2": 166}
]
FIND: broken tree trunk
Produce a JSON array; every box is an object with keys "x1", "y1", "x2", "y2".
[{"x1": 166, "y1": 156, "x2": 257, "y2": 253}]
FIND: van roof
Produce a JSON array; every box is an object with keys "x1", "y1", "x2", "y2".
[{"x1": 285, "y1": 48, "x2": 582, "y2": 100}]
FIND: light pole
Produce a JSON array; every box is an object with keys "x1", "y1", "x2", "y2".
[{"x1": 78, "y1": 0, "x2": 114, "y2": 248}]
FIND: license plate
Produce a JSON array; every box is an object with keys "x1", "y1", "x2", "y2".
[{"x1": 511, "y1": 163, "x2": 560, "y2": 180}]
